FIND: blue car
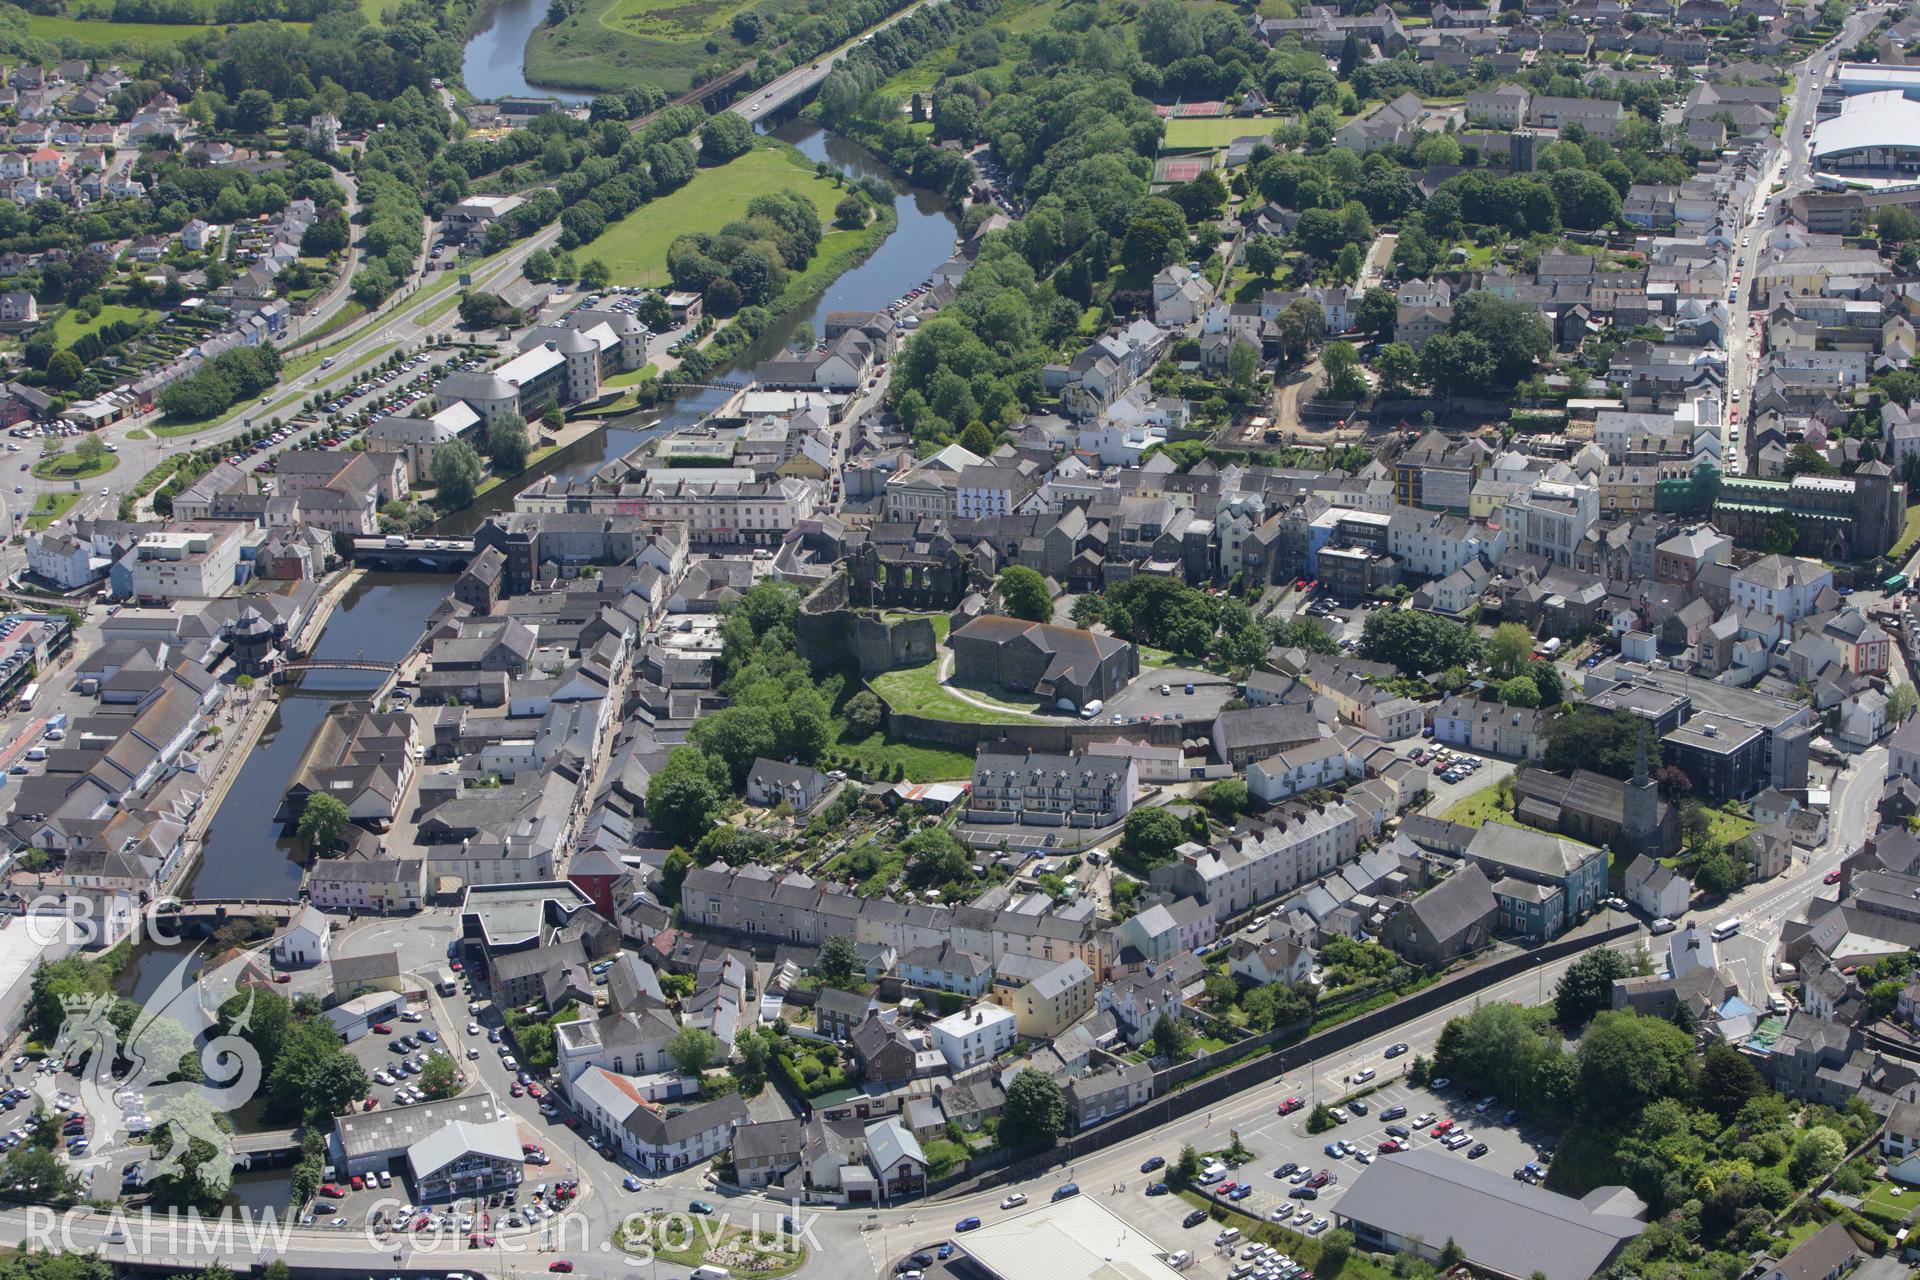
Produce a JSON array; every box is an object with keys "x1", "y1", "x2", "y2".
[
  {"x1": 1325, "y1": 1142, "x2": 1344, "y2": 1157},
  {"x1": 956, "y1": 1217, "x2": 982, "y2": 1232},
  {"x1": 419, "y1": 1029, "x2": 439, "y2": 1043},
  {"x1": 938, "y1": 1245, "x2": 955, "y2": 1260},
  {"x1": 622, "y1": 1176, "x2": 642, "y2": 1192},
  {"x1": 1229, "y1": 1185, "x2": 1253, "y2": 1201}
]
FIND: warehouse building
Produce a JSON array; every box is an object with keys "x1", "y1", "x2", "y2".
[{"x1": 1333, "y1": 1148, "x2": 1646, "y2": 1280}]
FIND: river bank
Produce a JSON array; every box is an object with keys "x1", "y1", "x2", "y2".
[
  {"x1": 160, "y1": 567, "x2": 368, "y2": 904},
  {"x1": 181, "y1": 574, "x2": 449, "y2": 901},
  {"x1": 430, "y1": 121, "x2": 962, "y2": 536}
]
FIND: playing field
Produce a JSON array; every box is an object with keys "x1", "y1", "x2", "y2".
[
  {"x1": 18, "y1": 12, "x2": 308, "y2": 45},
  {"x1": 524, "y1": 0, "x2": 806, "y2": 93},
  {"x1": 52, "y1": 303, "x2": 153, "y2": 349},
  {"x1": 1162, "y1": 116, "x2": 1271, "y2": 149},
  {"x1": 578, "y1": 145, "x2": 848, "y2": 287}
]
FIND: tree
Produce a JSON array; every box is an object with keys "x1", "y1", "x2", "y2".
[
  {"x1": 698, "y1": 112, "x2": 754, "y2": 165},
  {"x1": 1488, "y1": 623, "x2": 1535, "y2": 678},
  {"x1": 1152, "y1": 1013, "x2": 1195, "y2": 1061},
  {"x1": 1889, "y1": 683, "x2": 1919, "y2": 725},
  {"x1": 818, "y1": 934, "x2": 860, "y2": 988},
  {"x1": 579, "y1": 259, "x2": 611, "y2": 290},
  {"x1": 1121, "y1": 197, "x2": 1189, "y2": 273},
  {"x1": 668, "y1": 1025, "x2": 720, "y2": 1074},
  {"x1": 431, "y1": 439, "x2": 484, "y2": 508},
  {"x1": 45, "y1": 350, "x2": 82, "y2": 389},
  {"x1": 1698, "y1": 1040, "x2": 1764, "y2": 1120},
  {"x1": 1200, "y1": 779, "x2": 1249, "y2": 822},
  {"x1": 1172, "y1": 1144, "x2": 1200, "y2": 1187},
  {"x1": 1762, "y1": 508, "x2": 1799, "y2": 555},
  {"x1": 1245, "y1": 235, "x2": 1286, "y2": 279},
  {"x1": 834, "y1": 195, "x2": 868, "y2": 230},
  {"x1": 996, "y1": 566, "x2": 1052, "y2": 622},
  {"x1": 958, "y1": 421, "x2": 994, "y2": 455},
  {"x1": 265, "y1": 1018, "x2": 369, "y2": 1126},
  {"x1": 1554, "y1": 948, "x2": 1630, "y2": 1025},
  {"x1": 1122, "y1": 807, "x2": 1185, "y2": 865},
  {"x1": 1790, "y1": 1126, "x2": 1846, "y2": 1185},
  {"x1": 1576, "y1": 1011, "x2": 1694, "y2": 1125},
  {"x1": 296, "y1": 793, "x2": 350, "y2": 856},
  {"x1": 646, "y1": 746, "x2": 728, "y2": 848},
  {"x1": 1497, "y1": 675, "x2": 1541, "y2": 707},
  {"x1": 1695, "y1": 851, "x2": 1743, "y2": 896},
  {"x1": 1543, "y1": 708, "x2": 1655, "y2": 780},
  {"x1": 1002, "y1": 1068, "x2": 1068, "y2": 1151},
  {"x1": 1653, "y1": 764, "x2": 1692, "y2": 800},
  {"x1": 844, "y1": 690, "x2": 885, "y2": 737},
  {"x1": 1355, "y1": 287, "x2": 1397, "y2": 341},
  {"x1": 1318, "y1": 1229, "x2": 1355, "y2": 1278},
  {"x1": 904, "y1": 828, "x2": 970, "y2": 890},
  {"x1": 1360, "y1": 609, "x2": 1481, "y2": 675},
  {"x1": 1322, "y1": 341, "x2": 1367, "y2": 401},
  {"x1": 1374, "y1": 342, "x2": 1418, "y2": 396},
  {"x1": 420, "y1": 1053, "x2": 459, "y2": 1100},
  {"x1": 1228, "y1": 338, "x2": 1260, "y2": 391},
  {"x1": 487, "y1": 412, "x2": 530, "y2": 474}
]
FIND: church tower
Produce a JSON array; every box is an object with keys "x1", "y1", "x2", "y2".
[{"x1": 1622, "y1": 719, "x2": 1661, "y2": 860}]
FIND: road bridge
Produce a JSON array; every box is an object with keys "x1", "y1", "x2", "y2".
[{"x1": 349, "y1": 537, "x2": 476, "y2": 572}]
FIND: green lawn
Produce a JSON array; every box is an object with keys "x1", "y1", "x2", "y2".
[
  {"x1": 23, "y1": 491, "x2": 76, "y2": 531},
  {"x1": 19, "y1": 12, "x2": 307, "y2": 45},
  {"x1": 1443, "y1": 778, "x2": 1554, "y2": 837},
  {"x1": 525, "y1": 0, "x2": 798, "y2": 93},
  {"x1": 579, "y1": 144, "x2": 849, "y2": 287},
  {"x1": 1860, "y1": 1181, "x2": 1919, "y2": 1221},
  {"x1": 1890, "y1": 501, "x2": 1920, "y2": 566},
  {"x1": 1163, "y1": 116, "x2": 1271, "y2": 150},
  {"x1": 32, "y1": 449, "x2": 117, "y2": 482},
  {"x1": 869, "y1": 659, "x2": 1037, "y2": 724},
  {"x1": 52, "y1": 303, "x2": 153, "y2": 349},
  {"x1": 1701, "y1": 805, "x2": 1758, "y2": 853}
]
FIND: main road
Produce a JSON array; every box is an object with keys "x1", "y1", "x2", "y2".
[{"x1": 1724, "y1": 5, "x2": 1889, "y2": 472}]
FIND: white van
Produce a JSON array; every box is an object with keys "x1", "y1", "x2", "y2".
[
  {"x1": 1711, "y1": 917, "x2": 1743, "y2": 941},
  {"x1": 1079, "y1": 699, "x2": 1105, "y2": 721},
  {"x1": 1167, "y1": 1251, "x2": 1194, "y2": 1271},
  {"x1": 1215, "y1": 1228, "x2": 1242, "y2": 1247},
  {"x1": 691, "y1": 1268, "x2": 732, "y2": 1280}
]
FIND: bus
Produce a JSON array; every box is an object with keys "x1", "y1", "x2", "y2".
[
  {"x1": 18, "y1": 682, "x2": 37, "y2": 711},
  {"x1": 1888, "y1": 573, "x2": 1910, "y2": 595}
]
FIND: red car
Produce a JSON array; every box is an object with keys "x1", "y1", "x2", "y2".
[
  {"x1": 1377, "y1": 1139, "x2": 1404, "y2": 1153},
  {"x1": 1217, "y1": 1182, "x2": 1239, "y2": 1195},
  {"x1": 527, "y1": 1082, "x2": 544, "y2": 1098},
  {"x1": 523, "y1": 1143, "x2": 544, "y2": 1155},
  {"x1": 1277, "y1": 1097, "x2": 1304, "y2": 1115},
  {"x1": 273, "y1": 973, "x2": 291, "y2": 984},
  {"x1": 1824, "y1": 869, "x2": 1843, "y2": 885},
  {"x1": 451, "y1": 961, "x2": 463, "y2": 972},
  {"x1": 509, "y1": 1083, "x2": 525, "y2": 1097},
  {"x1": 319, "y1": 1183, "x2": 345, "y2": 1198},
  {"x1": 351, "y1": 1175, "x2": 365, "y2": 1191},
  {"x1": 362, "y1": 1097, "x2": 378, "y2": 1111},
  {"x1": 371, "y1": 1023, "x2": 392, "y2": 1035},
  {"x1": 549, "y1": 1263, "x2": 574, "y2": 1273}
]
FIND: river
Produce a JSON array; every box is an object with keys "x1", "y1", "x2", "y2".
[
  {"x1": 436, "y1": 119, "x2": 960, "y2": 534},
  {"x1": 180, "y1": 575, "x2": 451, "y2": 902},
  {"x1": 461, "y1": 0, "x2": 592, "y2": 104}
]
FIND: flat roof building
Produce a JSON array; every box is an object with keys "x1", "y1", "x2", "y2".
[{"x1": 955, "y1": 1195, "x2": 1190, "y2": 1280}]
